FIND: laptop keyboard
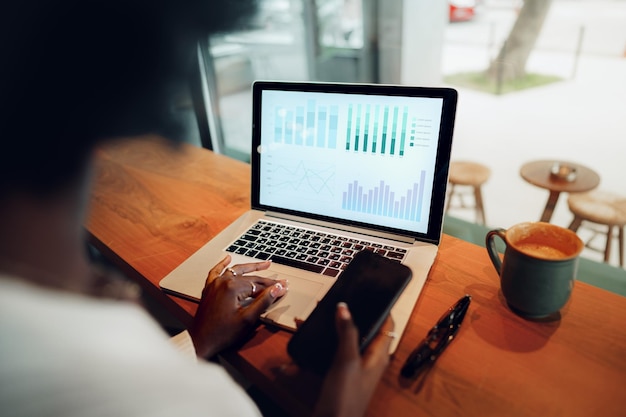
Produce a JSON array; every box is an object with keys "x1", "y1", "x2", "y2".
[{"x1": 225, "y1": 220, "x2": 407, "y2": 278}]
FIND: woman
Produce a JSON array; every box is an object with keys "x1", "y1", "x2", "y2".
[{"x1": 0, "y1": 1, "x2": 394, "y2": 416}]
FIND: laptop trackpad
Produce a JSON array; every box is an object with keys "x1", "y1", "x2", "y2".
[{"x1": 262, "y1": 275, "x2": 327, "y2": 329}]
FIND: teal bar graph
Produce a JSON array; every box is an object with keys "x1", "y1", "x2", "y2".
[
  {"x1": 372, "y1": 105, "x2": 379, "y2": 153},
  {"x1": 400, "y1": 107, "x2": 408, "y2": 156},
  {"x1": 381, "y1": 106, "x2": 388, "y2": 154},
  {"x1": 363, "y1": 104, "x2": 370, "y2": 152},
  {"x1": 346, "y1": 104, "x2": 353, "y2": 150},
  {"x1": 390, "y1": 106, "x2": 398, "y2": 155},
  {"x1": 343, "y1": 103, "x2": 410, "y2": 156}
]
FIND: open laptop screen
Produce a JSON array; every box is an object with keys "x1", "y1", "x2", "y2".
[{"x1": 251, "y1": 81, "x2": 457, "y2": 244}]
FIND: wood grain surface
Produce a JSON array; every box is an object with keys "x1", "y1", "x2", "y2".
[{"x1": 85, "y1": 136, "x2": 626, "y2": 417}]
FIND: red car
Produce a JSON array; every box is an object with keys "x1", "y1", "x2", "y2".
[{"x1": 449, "y1": 0, "x2": 478, "y2": 22}]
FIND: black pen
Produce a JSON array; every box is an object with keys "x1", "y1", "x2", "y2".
[{"x1": 400, "y1": 294, "x2": 471, "y2": 379}]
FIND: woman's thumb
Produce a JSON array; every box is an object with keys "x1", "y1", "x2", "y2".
[{"x1": 334, "y1": 302, "x2": 360, "y2": 362}]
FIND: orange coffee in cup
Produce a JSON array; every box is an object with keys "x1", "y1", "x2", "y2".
[
  {"x1": 486, "y1": 222, "x2": 584, "y2": 319},
  {"x1": 506, "y1": 222, "x2": 581, "y2": 261}
]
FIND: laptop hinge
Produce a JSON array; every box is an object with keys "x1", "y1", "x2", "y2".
[{"x1": 264, "y1": 211, "x2": 416, "y2": 244}]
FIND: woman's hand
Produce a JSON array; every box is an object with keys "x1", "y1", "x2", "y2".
[
  {"x1": 313, "y1": 303, "x2": 395, "y2": 417},
  {"x1": 188, "y1": 255, "x2": 288, "y2": 359}
]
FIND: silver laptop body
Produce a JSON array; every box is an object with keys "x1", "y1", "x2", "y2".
[{"x1": 160, "y1": 81, "x2": 457, "y2": 351}]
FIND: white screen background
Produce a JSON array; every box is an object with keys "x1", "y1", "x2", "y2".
[{"x1": 258, "y1": 89, "x2": 443, "y2": 234}]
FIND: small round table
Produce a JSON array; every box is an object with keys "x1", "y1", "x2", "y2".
[{"x1": 520, "y1": 160, "x2": 600, "y2": 223}]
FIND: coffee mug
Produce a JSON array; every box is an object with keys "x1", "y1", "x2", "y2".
[{"x1": 486, "y1": 222, "x2": 584, "y2": 319}]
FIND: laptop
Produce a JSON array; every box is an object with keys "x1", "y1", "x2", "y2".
[{"x1": 160, "y1": 81, "x2": 457, "y2": 351}]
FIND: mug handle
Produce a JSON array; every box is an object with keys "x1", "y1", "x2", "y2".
[{"x1": 486, "y1": 228, "x2": 507, "y2": 275}]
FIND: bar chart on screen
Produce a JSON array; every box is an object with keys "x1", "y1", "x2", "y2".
[
  {"x1": 268, "y1": 97, "x2": 435, "y2": 156},
  {"x1": 272, "y1": 100, "x2": 340, "y2": 149},
  {"x1": 344, "y1": 103, "x2": 418, "y2": 156},
  {"x1": 341, "y1": 170, "x2": 427, "y2": 222}
]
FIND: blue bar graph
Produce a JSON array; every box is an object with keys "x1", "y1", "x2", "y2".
[{"x1": 273, "y1": 101, "x2": 338, "y2": 149}]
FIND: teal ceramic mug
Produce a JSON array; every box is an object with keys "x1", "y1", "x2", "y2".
[{"x1": 486, "y1": 222, "x2": 584, "y2": 319}]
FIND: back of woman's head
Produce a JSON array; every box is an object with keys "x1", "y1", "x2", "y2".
[{"x1": 0, "y1": 0, "x2": 257, "y2": 196}]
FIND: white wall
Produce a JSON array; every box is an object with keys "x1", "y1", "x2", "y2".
[
  {"x1": 400, "y1": 0, "x2": 447, "y2": 85},
  {"x1": 378, "y1": 0, "x2": 447, "y2": 85}
]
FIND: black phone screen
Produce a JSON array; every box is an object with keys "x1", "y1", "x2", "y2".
[{"x1": 287, "y1": 250, "x2": 412, "y2": 374}]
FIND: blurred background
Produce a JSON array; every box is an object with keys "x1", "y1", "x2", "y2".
[{"x1": 172, "y1": 0, "x2": 625, "y2": 267}]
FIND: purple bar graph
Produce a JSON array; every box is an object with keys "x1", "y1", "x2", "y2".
[{"x1": 341, "y1": 171, "x2": 426, "y2": 221}]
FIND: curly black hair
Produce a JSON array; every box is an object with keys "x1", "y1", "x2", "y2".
[{"x1": 0, "y1": 0, "x2": 257, "y2": 196}]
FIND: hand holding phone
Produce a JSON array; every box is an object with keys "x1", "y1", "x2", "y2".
[{"x1": 287, "y1": 250, "x2": 412, "y2": 374}]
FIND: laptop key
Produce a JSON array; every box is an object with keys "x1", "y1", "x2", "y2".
[
  {"x1": 245, "y1": 249, "x2": 259, "y2": 258},
  {"x1": 322, "y1": 268, "x2": 340, "y2": 277},
  {"x1": 270, "y1": 255, "x2": 325, "y2": 273}
]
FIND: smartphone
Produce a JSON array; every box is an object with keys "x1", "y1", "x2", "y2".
[{"x1": 287, "y1": 250, "x2": 412, "y2": 374}]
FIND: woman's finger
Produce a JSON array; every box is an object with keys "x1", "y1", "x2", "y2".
[
  {"x1": 205, "y1": 255, "x2": 231, "y2": 286},
  {"x1": 236, "y1": 276, "x2": 288, "y2": 300},
  {"x1": 333, "y1": 302, "x2": 360, "y2": 364},
  {"x1": 226, "y1": 260, "x2": 272, "y2": 276}
]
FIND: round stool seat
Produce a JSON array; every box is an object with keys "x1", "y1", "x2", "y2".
[
  {"x1": 568, "y1": 190, "x2": 626, "y2": 226},
  {"x1": 567, "y1": 190, "x2": 626, "y2": 267},
  {"x1": 448, "y1": 161, "x2": 491, "y2": 186}
]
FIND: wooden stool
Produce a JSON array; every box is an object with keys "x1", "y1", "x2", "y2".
[
  {"x1": 567, "y1": 190, "x2": 626, "y2": 267},
  {"x1": 445, "y1": 161, "x2": 491, "y2": 225}
]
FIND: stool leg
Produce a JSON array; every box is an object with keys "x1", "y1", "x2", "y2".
[
  {"x1": 604, "y1": 225, "x2": 613, "y2": 264},
  {"x1": 568, "y1": 216, "x2": 583, "y2": 232},
  {"x1": 619, "y1": 226, "x2": 624, "y2": 268},
  {"x1": 474, "y1": 186, "x2": 486, "y2": 225},
  {"x1": 445, "y1": 184, "x2": 456, "y2": 214}
]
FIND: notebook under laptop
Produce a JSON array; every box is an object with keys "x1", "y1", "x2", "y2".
[{"x1": 160, "y1": 81, "x2": 457, "y2": 351}]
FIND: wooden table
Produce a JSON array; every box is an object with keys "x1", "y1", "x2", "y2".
[
  {"x1": 86, "y1": 137, "x2": 626, "y2": 417},
  {"x1": 520, "y1": 160, "x2": 600, "y2": 223}
]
